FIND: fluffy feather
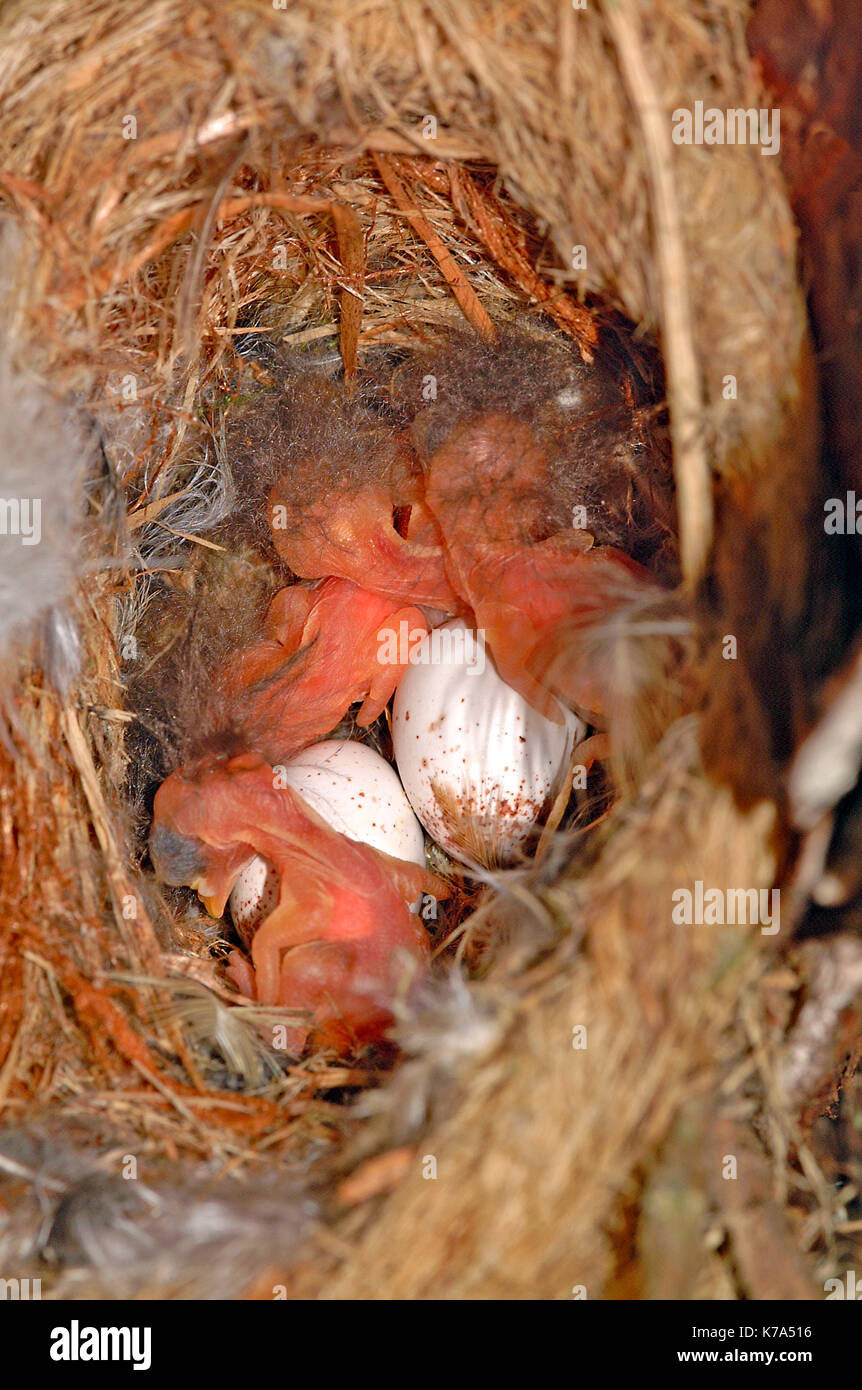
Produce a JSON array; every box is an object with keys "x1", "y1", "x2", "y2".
[
  {"x1": 0, "y1": 1127, "x2": 314, "y2": 1297},
  {"x1": 0, "y1": 345, "x2": 90, "y2": 686}
]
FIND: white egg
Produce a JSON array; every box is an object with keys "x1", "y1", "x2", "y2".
[
  {"x1": 229, "y1": 854, "x2": 279, "y2": 948},
  {"x1": 392, "y1": 620, "x2": 584, "y2": 865},
  {"x1": 278, "y1": 739, "x2": 425, "y2": 863},
  {"x1": 229, "y1": 739, "x2": 426, "y2": 940}
]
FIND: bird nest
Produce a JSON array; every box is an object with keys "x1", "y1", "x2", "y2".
[{"x1": 0, "y1": 0, "x2": 858, "y2": 1300}]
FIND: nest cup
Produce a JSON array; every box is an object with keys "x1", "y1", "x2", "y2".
[{"x1": 0, "y1": 0, "x2": 849, "y2": 1300}]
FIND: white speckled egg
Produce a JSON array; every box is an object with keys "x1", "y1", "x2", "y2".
[
  {"x1": 392, "y1": 620, "x2": 583, "y2": 865},
  {"x1": 228, "y1": 854, "x2": 280, "y2": 948},
  {"x1": 229, "y1": 739, "x2": 426, "y2": 941}
]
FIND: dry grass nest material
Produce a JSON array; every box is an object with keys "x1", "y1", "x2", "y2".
[{"x1": 0, "y1": 0, "x2": 855, "y2": 1299}]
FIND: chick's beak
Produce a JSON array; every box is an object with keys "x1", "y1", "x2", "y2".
[
  {"x1": 199, "y1": 888, "x2": 228, "y2": 919},
  {"x1": 191, "y1": 874, "x2": 234, "y2": 920},
  {"x1": 192, "y1": 846, "x2": 258, "y2": 920}
]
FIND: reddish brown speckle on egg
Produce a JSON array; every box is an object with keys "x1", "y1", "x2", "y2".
[{"x1": 392, "y1": 618, "x2": 580, "y2": 865}]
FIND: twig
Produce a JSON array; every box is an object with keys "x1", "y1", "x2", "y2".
[
  {"x1": 373, "y1": 153, "x2": 496, "y2": 343},
  {"x1": 0, "y1": 1020, "x2": 22, "y2": 1115},
  {"x1": 326, "y1": 126, "x2": 485, "y2": 161},
  {"x1": 330, "y1": 201, "x2": 365, "y2": 386},
  {"x1": 603, "y1": 0, "x2": 712, "y2": 586},
  {"x1": 535, "y1": 740, "x2": 581, "y2": 860},
  {"x1": 126, "y1": 487, "x2": 191, "y2": 531},
  {"x1": 448, "y1": 165, "x2": 597, "y2": 359},
  {"x1": 150, "y1": 520, "x2": 226, "y2": 551},
  {"x1": 0, "y1": 1150, "x2": 67, "y2": 1194},
  {"x1": 61, "y1": 706, "x2": 162, "y2": 971}
]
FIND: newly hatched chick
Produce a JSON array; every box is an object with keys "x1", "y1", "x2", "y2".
[
  {"x1": 267, "y1": 432, "x2": 458, "y2": 613},
  {"x1": 150, "y1": 751, "x2": 448, "y2": 1053},
  {"x1": 394, "y1": 327, "x2": 677, "y2": 575},
  {"x1": 398, "y1": 330, "x2": 684, "y2": 775},
  {"x1": 423, "y1": 411, "x2": 658, "y2": 724},
  {"x1": 213, "y1": 576, "x2": 428, "y2": 765}
]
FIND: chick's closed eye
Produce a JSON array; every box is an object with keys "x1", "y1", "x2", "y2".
[{"x1": 148, "y1": 823, "x2": 208, "y2": 887}]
